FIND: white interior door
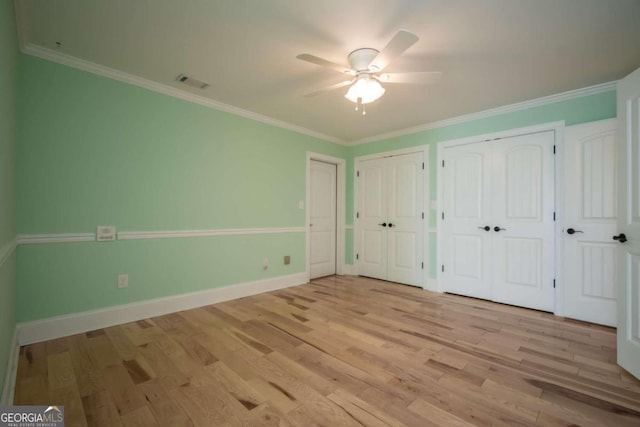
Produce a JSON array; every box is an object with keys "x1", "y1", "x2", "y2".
[
  {"x1": 310, "y1": 160, "x2": 336, "y2": 279},
  {"x1": 358, "y1": 157, "x2": 387, "y2": 280},
  {"x1": 387, "y1": 152, "x2": 424, "y2": 286},
  {"x1": 564, "y1": 119, "x2": 618, "y2": 326},
  {"x1": 617, "y1": 66, "x2": 640, "y2": 379},
  {"x1": 442, "y1": 143, "x2": 493, "y2": 300},
  {"x1": 492, "y1": 131, "x2": 556, "y2": 312}
]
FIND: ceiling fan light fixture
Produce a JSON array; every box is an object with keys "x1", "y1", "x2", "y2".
[{"x1": 344, "y1": 77, "x2": 385, "y2": 104}]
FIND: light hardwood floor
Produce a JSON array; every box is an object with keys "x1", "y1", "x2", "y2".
[{"x1": 14, "y1": 275, "x2": 640, "y2": 426}]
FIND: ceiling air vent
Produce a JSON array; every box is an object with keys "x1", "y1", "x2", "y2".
[{"x1": 176, "y1": 74, "x2": 210, "y2": 89}]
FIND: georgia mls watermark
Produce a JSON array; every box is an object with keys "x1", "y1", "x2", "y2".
[{"x1": 0, "y1": 406, "x2": 64, "y2": 427}]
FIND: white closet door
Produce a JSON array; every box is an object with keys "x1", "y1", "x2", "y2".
[
  {"x1": 491, "y1": 131, "x2": 555, "y2": 312},
  {"x1": 442, "y1": 143, "x2": 493, "y2": 299},
  {"x1": 310, "y1": 160, "x2": 337, "y2": 279},
  {"x1": 564, "y1": 119, "x2": 618, "y2": 326},
  {"x1": 358, "y1": 157, "x2": 387, "y2": 280},
  {"x1": 387, "y1": 152, "x2": 424, "y2": 286},
  {"x1": 616, "y1": 66, "x2": 640, "y2": 379}
]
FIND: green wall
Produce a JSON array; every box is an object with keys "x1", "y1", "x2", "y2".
[
  {"x1": 16, "y1": 55, "x2": 347, "y2": 322},
  {"x1": 0, "y1": 0, "x2": 18, "y2": 399},
  {"x1": 14, "y1": 35, "x2": 618, "y2": 323},
  {"x1": 346, "y1": 91, "x2": 617, "y2": 279}
]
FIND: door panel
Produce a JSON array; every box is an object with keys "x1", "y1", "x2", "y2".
[
  {"x1": 310, "y1": 160, "x2": 336, "y2": 279},
  {"x1": 358, "y1": 158, "x2": 387, "y2": 280},
  {"x1": 564, "y1": 119, "x2": 618, "y2": 326},
  {"x1": 387, "y1": 152, "x2": 423, "y2": 286},
  {"x1": 492, "y1": 132, "x2": 555, "y2": 311},
  {"x1": 442, "y1": 145, "x2": 493, "y2": 299},
  {"x1": 617, "y1": 66, "x2": 640, "y2": 379},
  {"x1": 443, "y1": 131, "x2": 555, "y2": 310}
]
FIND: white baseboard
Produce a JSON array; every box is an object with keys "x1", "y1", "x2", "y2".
[
  {"x1": 341, "y1": 264, "x2": 357, "y2": 276},
  {"x1": 425, "y1": 278, "x2": 439, "y2": 293},
  {"x1": 1, "y1": 328, "x2": 19, "y2": 405},
  {"x1": 17, "y1": 272, "x2": 308, "y2": 345}
]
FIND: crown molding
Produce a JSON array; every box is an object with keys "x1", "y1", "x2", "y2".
[
  {"x1": 349, "y1": 81, "x2": 617, "y2": 146},
  {"x1": 20, "y1": 43, "x2": 346, "y2": 146},
  {"x1": 19, "y1": 43, "x2": 616, "y2": 148}
]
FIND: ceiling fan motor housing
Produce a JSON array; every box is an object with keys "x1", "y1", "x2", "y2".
[{"x1": 347, "y1": 48, "x2": 380, "y2": 72}]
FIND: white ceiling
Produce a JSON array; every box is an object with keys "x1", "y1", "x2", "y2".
[{"x1": 15, "y1": 0, "x2": 640, "y2": 144}]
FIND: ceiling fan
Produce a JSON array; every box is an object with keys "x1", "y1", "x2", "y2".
[{"x1": 297, "y1": 30, "x2": 442, "y2": 115}]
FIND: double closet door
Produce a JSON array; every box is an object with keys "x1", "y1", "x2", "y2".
[
  {"x1": 357, "y1": 152, "x2": 424, "y2": 287},
  {"x1": 441, "y1": 131, "x2": 556, "y2": 312}
]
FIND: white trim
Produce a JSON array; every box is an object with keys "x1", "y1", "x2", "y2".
[
  {"x1": 438, "y1": 121, "x2": 565, "y2": 149},
  {"x1": 17, "y1": 233, "x2": 95, "y2": 244},
  {"x1": 0, "y1": 328, "x2": 19, "y2": 405},
  {"x1": 306, "y1": 153, "x2": 346, "y2": 279},
  {"x1": 117, "y1": 227, "x2": 305, "y2": 240},
  {"x1": 553, "y1": 124, "x2": 566, "y2": 317},
  {"x1": 17, "y1": 272, "x2": 307, "y2": 345},
  {"x1": 425, "y1": 278, "x2": 438, "y2": 293},
  {"x1": 21, "y1": 43, "x2": 345, "y2": 146},
  {"x1": 341, "y1": 264, "x2": 357, "y2": 276},
  {"x1": 350, "y1": 81, "x2": 616, "y2": 146},
  {"x1": 0, "y1": 238, "x2": 17, "y2": 268},
  {"x1": 16, "y1": 227, "x2": 306, "y2": 245},
  {"x1": 353, "y1": 146, "x2": 430, "y2": 288}
]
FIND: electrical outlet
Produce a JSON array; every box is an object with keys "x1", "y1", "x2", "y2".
[
  {"x1": 284, "y1": 255, "x2": 291, "y2": 265},
  {"x1": 298, "y1": 200, "x2": 304, "y2": 209},
  {"x1": 263, "y1": 258, "x2": 269, "y2": 270},
  {"x1": 117, "y1": 274, "x2": 129, "y2": 288}
]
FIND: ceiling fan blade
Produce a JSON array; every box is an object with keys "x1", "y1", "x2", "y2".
[
  {"x1": 369, "y1": 30, "x2": 419, "y2": 71},
  {"x1": 376, "y1": 71, "x2": 442, "y2": 84},
  {"x1": 297, "y1": 54, "x2": 353, "y2": 75},
  {"x1": 304, "y1": 80, "x2": 355, "y2": 97}
]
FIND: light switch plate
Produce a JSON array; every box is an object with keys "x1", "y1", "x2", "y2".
[{"x1": 97, "y1": 225, "x2": 116, "y2": 241}]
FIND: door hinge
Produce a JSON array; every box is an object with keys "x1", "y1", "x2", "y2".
[
  {"x1": 356, "y1": 212, "x2": 359, "y2": 219},
  {"x1": 421, "y1": 262, "x2": 424, "y2": 269},
  {"x1": 553, "y1": 145, "x2": 556, "y2": 154},
  {"x1": 356, "y1": 253, "x2": 359, "y2": 260},
  {"x1": 441, "y1": 212, "x2": 445, "y2": 220},
  {"x1": 553, "y1": 212, "x2": 556, "y2": 221},
  {"x1": 422, "y1": 162, "x2": 424, "y2": 170},
  {"x1": 553, "y1": 279, "x2": 556, "y2": 288},
  {"x1": 441, "y1": 264, "x2": 445, "y2": 272},
  {"x1": 422, "y1": 212, "x2": 424, "y2": 219},
  {"x1": 442, "y1": 160, "x2": 445, "y2": 167},
  {"x1": 357, "y1": 171, "x2": 360, "y2": 177}
]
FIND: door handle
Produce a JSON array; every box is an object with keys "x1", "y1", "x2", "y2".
[
  {"x1": 378, "y1": 222, "x2": 387, "y2": 227},
  {"x1": 477, "y1": 226, "x2": 491, "y2": 231},
  {"x1": 613, "y1": 233, "x2": 628, "y2": 243},
  {"x1": 388, "y1": 223, "x2": 395, "y2": 228},
  {"x1": 566, "y1": 228, "x2": 584, "y2": 235},
  {"x1": 494, "y1": 226, "x2": 506, "y2": 232}
]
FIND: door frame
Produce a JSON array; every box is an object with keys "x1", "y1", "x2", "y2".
[
  {"x1": 353, "y1": 146, "x2": 430, "y2": 289},
  {"x1": 436, "y1": 121, "x2": 565, "y2": 315},
  {"x1": 306, "y1": 152, "x2": 346, "y2": 280}
]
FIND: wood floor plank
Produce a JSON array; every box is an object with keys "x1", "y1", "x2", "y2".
[{"x1": 14, "y1": 275, "x2": 640, "y2": 426}]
